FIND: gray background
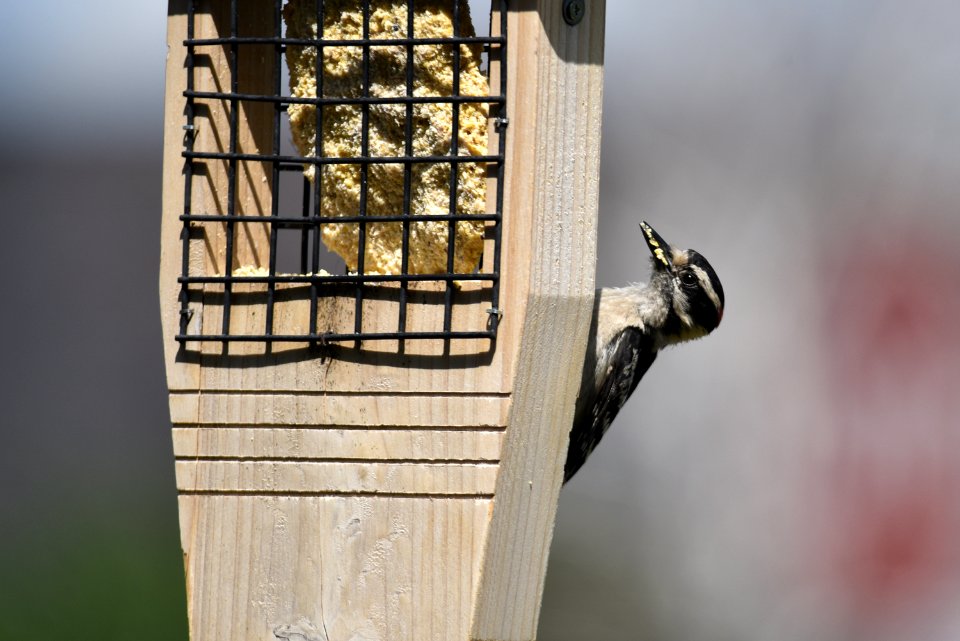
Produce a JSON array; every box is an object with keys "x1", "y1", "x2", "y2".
[{"x1": 2, "y1": 2, "x2": 959, "y2": 640}]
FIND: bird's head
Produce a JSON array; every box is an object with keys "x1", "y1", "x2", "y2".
[{"x1": 640, "y1": 221, "x2": 725, "y2": 344}]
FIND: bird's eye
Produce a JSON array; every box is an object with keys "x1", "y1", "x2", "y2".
[{"x1": 679, "y1": 271, "x2": 698, "y2": 287}]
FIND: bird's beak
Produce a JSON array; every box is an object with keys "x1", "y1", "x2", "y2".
[{"x1": 640, "y1": 221, "x2": 673, "y2": 270}]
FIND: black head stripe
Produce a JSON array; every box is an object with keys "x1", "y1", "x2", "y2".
[{"x1": 687, "y1": 250, "x2": 724, "y2": 309}]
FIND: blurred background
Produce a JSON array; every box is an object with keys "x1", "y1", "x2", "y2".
[{"x1": 2, "y1": 1, "x2": 959, "y2": 640}]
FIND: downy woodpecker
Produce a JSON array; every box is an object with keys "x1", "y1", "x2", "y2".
[{"x1": 564, "y1": 222, "x2": 725, "y2": 482}]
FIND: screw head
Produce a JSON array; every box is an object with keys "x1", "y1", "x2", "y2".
[{"x1": 563, "y1": 0, "x2": 585, "y2": 26}]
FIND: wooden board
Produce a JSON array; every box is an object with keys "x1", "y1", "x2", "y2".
[
  {"x1": 177, "y1": 495, "x2": 491, "y2": 641},
  {"x1": 470, "y1": 2, "x2": 607, "y2": 638},
  {"x1": 160, "y1": 1, "x2": 606, "y2": 640}
]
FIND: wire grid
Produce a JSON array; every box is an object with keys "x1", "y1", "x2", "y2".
[{"x1": 176, "y1": 0, "x2": 507, "y2": 345}]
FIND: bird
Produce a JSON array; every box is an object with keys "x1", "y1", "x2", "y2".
[{"x1": 563, "y1": 221, "x2": 725, "y2": 483}]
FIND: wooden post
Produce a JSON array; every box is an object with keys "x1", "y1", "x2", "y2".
[
  {"x1": 159, "y1": 2, "x2": 605, "y2": 640},
  {"x1": 471, "y1": 3, "x2": 606, "y2": 637}
]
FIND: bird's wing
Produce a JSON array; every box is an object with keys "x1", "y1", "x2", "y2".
[{"x1": 563, "y1": 326, "x2": 657, "y2": 483}]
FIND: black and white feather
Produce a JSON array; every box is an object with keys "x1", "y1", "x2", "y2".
[{"x1": 563, "y1": 222, "x2": 725, "y2": 483}]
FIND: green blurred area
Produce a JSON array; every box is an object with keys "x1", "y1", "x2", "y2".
[{"x1": 0, "y1": 493, "x2": 187, "y2": 641}]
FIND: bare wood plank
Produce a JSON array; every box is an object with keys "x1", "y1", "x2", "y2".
[
  {"x1": 175, "y1": 460, "x2": 497, "y2": 495},
  {"x1": 178, "y1": 495, "x2": 491, "y2": 641},
  {"x1": 172, "y1": 426, "x2": 504, "y2": 461},
  {"x1": 168, "y1": 391, "x2": 509, "y2": 427},
  {"x1": 471, "y1": 2, "x2": 606, "y2": 640}
]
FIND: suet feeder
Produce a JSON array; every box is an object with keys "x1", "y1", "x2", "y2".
[{"x1": 159, "y1": 1, "x2": 606, "y2": 639}]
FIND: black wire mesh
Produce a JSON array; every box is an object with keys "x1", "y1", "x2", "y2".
[{"x1": 176, "y1": 0, "x2": 507, "y2": 346}]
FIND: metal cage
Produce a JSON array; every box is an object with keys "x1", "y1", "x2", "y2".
[{"x1": 176, "y1": 0, "x2": 507, "y2": 345}]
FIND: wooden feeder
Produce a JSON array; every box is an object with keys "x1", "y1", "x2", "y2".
[{"x1": 159, "y1": 1, "x2": 605, "y2": 639}]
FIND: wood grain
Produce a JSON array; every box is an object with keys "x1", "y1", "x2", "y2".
[
  {"x1": 167, "y1": 392, "x2": 510, "y2": 426},
  {"x1": 172, "y1": 427, "x2": 504, "y2": 461},
  {"x1": 177, "y1": 495, "x2": 492, "y2": 641},
  {"x1": 471, "y1": 2, "x2": 606, "y2": 639},
  {"x1": 175, "y1": 460, "x2": 498, "y2": 495}
]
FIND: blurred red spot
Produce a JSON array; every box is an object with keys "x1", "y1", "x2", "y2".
[
  {"x1": 814, "y1": 225, "x2": 960, "y2": 621},
  {"x1": 832, "y1": 476, "x2": 955, "y2": 612},
  {"x1": 825, "y1": 231, "x2": 960, "y2": 385}
]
